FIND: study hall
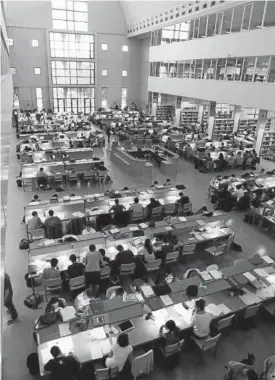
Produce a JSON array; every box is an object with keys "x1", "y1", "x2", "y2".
[{"x1": 1, "y1": 1, "x2": 275, "y2": 380}]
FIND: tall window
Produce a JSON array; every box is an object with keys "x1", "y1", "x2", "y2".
[
  {"x1": 121, "y1": 88, "x2": 127, "y2": 109},
  {"x1": 36, "y1": 88, "x2": 43, "y2": 110},
  {"x1": 49, "y1": 32, "x2": 94, "y2": 58},
  {"x1": 53, "y1": 87, "x2": 94, "y2": 113},
  {"x1": 51, "y1": 60, "x2": 94, "y2": 84},
  {"x1": 52, "y1": 0, "x2": 88, "y2": 31},
  {"x1": 101, "y1": 87, "x2": 108, "y2": 108}
]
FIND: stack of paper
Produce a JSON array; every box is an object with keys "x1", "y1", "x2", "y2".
[
  {"x1": 91, "y1": 327, "x2": 106, "y2": 340},
  {"x1": 109, "y1": 228, "x2": 120, "y2": 234},
  {"x1": 200, "y1": 271, "x2": 213, "y2": 282},
  {"x1": 58, "y1": 323, "x2": 71, "y2": 337},
  {"x1": 139, "y1": 223, "x2": 148, "y2": 229},
  {"x1": 129, "y1": 226, "x2": 139, "y2": 232},
  {"x1": 218, "y1": 304, "x2": 232, "y2": 315},
  {"x1": 239, "y1": 289, "x2": 261, "y2": 306},
  {"x1": 178, "y1": 216, "x2": 187, "y2": 222},
  {"x1": 42, "y1": 239, "x2": 55, "y2": 246},
  {"x1": 160, "y1": 295, "x2": 173, "y2": 306},
  {"x1": 165, "y1": 226, "x2": 173, "y2": 231},
  {"x1": 243, "y1": 272, "x2": 257, "y2": 282},
  {"x1": 266, "y1": 274, "x2": 275, "y2": 285},
  {"x1": 262, "y1": 256, "x2": 274, "y2": 264},
  {"x1": 72, "y1": 211, "x2": 85, "y2": 218},
  {"x1": 254, "y1": 268, "x2": 269, "y2": 278},
  {"x1": 197, "y1": 220, "x2": 206, "y2": 226},
  {"x1": 205, "y1": 303, "x2": 222, "y2": 317},
  {"x1": 140, "y1": 285, "x2": 154, "y2": 298},
  {"x1": 60, "y1": 306, "x2": 76, "y2": 322},
  {"x1": 210, "y1": 270, "x2": 223, "y2": 280}
]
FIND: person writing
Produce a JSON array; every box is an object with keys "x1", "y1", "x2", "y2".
[
  {"x1": 105, "y1": 333, "x2": 133, "y2": 372},
  {"x1": 67, "y1": 254, "x2": 85, "y2": 279},
  {"x1": 82, "y1": 224, "x2": 96, "y2": 235},
  {"x1": 129, "y1": 197, "x2": 143, "y2": 214},
  {"x1": 44, "y1": 346, "x2": 81, "y2": 380},
  {"x1": 84, "y1": 244, "x2": 105, "y2": 297},
  {"x1": 44, "y1": 210, "x2": 62, "y2": 239},
  {"x1": 109, "y1": 198, "x2": 126, "y2": 214},
  {"x1": 159, "y1": 319, "x2": 180, "y2": 347},
  {"x1": 137, "y1": 238, "x2": 154, "y2": 262},
  {"x1": 191, "y1": 299, "x2": 211, "y2": 339},
  {"x1": 27, "y1": 211, "x2": 43, "y2": 232}
]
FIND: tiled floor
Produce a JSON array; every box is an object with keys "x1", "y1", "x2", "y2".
[{"x1": 2, "y1": 130, "x2": 275, "y2": 380}]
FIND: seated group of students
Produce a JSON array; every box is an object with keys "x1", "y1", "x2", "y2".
[{"x1": 43, "y1": 282, "x2": 261, "y2": 380}]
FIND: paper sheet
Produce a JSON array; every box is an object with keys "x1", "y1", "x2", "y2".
[
  {"x1": 56, "y1": 336, "x2": 74, "y2": 354},
  {"x1": 100, "y1": 340, "x2": 112, "y2": 356},
  {"x1": 254, "y1": 268, "x2": 269, "y2": 278},
  {"x1": 129, "y1": 226, "x2": 139, "y2": 232},
  {"x1": 262, "y1": 256, "x2": 274, "y2": 264},
  {"x1": 197, "y1": 220, "x2": 206, "y2": 226},
  {"x1": 239, "y1": 290, "x2": 261, "y2": 306},
  {"x1": 139, "y1": 223, "x2": 148, "y2": 229},
  {"x1": 218, "y1": 303, "x2": 232, "y2": 315},
  {"x1": 266, "y1": 275, "x2": 275, "y2": 285},
  {"x1": 110, "y1": 228, "x2": 120, "y2": 234},
  {"x1": 165, "y1": 226, "x2": 173, "y2": 231},
  {"x1": 41, "y1": 348, "x2": 52, "y2": 365},
  {"x1": 111, "y1": 337, "x2": 117, "y2": 345},
  {"x1": 160, "y1": 295, "x2": 173, "y2": 306},
  {"x1": 178, "y1": 216, "x2": 187, "y2": 222},
  {"x1": 243, "y1": 272, "x2": 257, "y2": 282},
  {"x1": 72, "y1": 211, "x2": 85, "y2": 217},
  {"x1": 58, "y1": 322, "x2": 71, "y2": 337},
  {"x1": 91, "y1": 327, "x2": 106, "y2": 340},
  {"x1": 205, "y1": 303, "x2": 222, "y2": 317},
  {"x1": 174, "y1": 305, "x2": 193, "y2": 324},
  {"x1": 140, "y1": 285, "x2": 154, "y2": 298},
  {"x1": 200, "y1": 271, "x2": 212, "y2": 281},
  {"x1": 210, "y1": 270, "x2": 223, "y2": 280},
  {"x1": 90, "y1": 342, "x2": 103, "y2": 360},
  {"x1": 60, "y1": 306, "x2": 76, "y2": 322}
]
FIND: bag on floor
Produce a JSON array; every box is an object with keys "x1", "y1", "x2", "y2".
[
  {"x1": 19, "y1": 239, "x2": 29, "y2": 250},
  {"x1": 211, "y1": 194, "x2": 217, "y2": 204},
  {"x1": 24, "y1": 294, "x2": 43, "y2": 309},
  {"x1": 26, "y1": 353, "x2": 40, "y2": 375},
  {"x1": 230, "y1": 241, "x2": 242, "y2": 252},
  {"x1": 16, "y1": 179, "x2": 22, "y2": 187}
]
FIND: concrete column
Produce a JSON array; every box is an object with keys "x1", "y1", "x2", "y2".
[
  {"x1": 198, "y1": 104, "x2": 204, "y2": 123},
  {"x1": 233, "y1": 105, "x2": 242, "y2": 133},
  {"x1": 207, "y1": 101, "x2": 216, "y2": 138},
  {"x1": 255, "y1": 109, "x2": 268, "y2": 154}
]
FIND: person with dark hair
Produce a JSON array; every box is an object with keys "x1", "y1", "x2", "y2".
[
  {"x1": 147, "y1": 197, "x2": 161, "y2": 219},
  {"x1": 216, "y1": 184, "x2": 233, "y2": 211},
  {"x1": 225, "y1": 361, "x2": 258, "y2": 380},
  {"x1": 42, "y1": 258, "x2": 60, "y2": 281},
  {"x1": 191, "y1": 299, "x2": 211, "y2": 338},
  {"x1": 115, "y1": 245, "x2": 134, "y2": 266},
  {"x1": 27, "y1": 211, "x2": 43, "y2": 232},
  {"x1": 67, "y1": 254, "x2": 85, "y2": 278},
  {"x1": 44, "y1": 345, "x2": 81, "y2": 380},
  {"x1": 84, "y1": 244, "x2": 105, "y2": 297},
  {"x1": 30, "y1": 194, "x2": 41, "y2": 203},
  {"x1": 105, "y1": 333, "x2": 133, "y2": 371},
  {"x1": 195, "y1": 206, "x2": 209, "y2": 215},
  {"x1": 99, "y1": 248, "x2": 110, "y2": 266},
  {"x1": 233, "y1": 184, "x2": 244, "y2": 202},
  {"x1": 159, "y1": 319, "x2": 180, "y2": 346},
  {"x1": 163, "y1": 178, "x2": 171, "y2": 187},
  {"x1": 36, "y1": 167, "x2": 48, "y2": 188},
  {"x1": 109, "y1": 199, "x2": 126, "y2": 214},
  {"x1": 150, "y1": 180, "x2": 159, "y2": 188},
  {"x1": 44, "y1": 210, "x2": 62, "y2": 239},
  {"x1": 4, "y1": 273, "x2": 18, "y2": 325},
  {"x1": 137, "y1": 238, "x2": 154, "y2": 262},
  {"x1": 129, "y1": 197, "x2": 143, "y2": 214},
  {"x1": 177, "y1": 192, "x2": 190, "y2": 206},
  {"x1": 106, "y1": 286, "x2": 124, "y2": 299},
  {"x1": 133, "y1": 256, "x2": 147, "y2": 279},
  {"x1": 45, "y1": 297, "x2": 66, "y2": 313}
]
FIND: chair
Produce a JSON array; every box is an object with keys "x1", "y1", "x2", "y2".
[
  {"x1": 44, "y1": 278, "x2": 62, "y2": 301},
  {"x1": 131, "y1": 350, "x2": 154, "y2": 380},
  {"x1": 120, "y1": 263, "x2": 135, "y2": 277},
  {"x1": 84, "y1": 172, "x2": 93, "y2": 186},
  {"x1": 132, "y1": 211, "x2": 144, "y2": 223},
  {"x1": 151, "y1": 206, "x2": 163, "y2": 220},
  {"x1": 191, "y1": 333, "x2": 221, "y2": 358},
  {"x1": 183, "y1": 268, "x2": 201, "y2": 279},
  {"x1": 69, "y1": 173, "x2": 78, "y2": 186},
  {"x1": 165, "y1": 251, "x2": 179, "y2": 266},
  {"x1": 182, "y1": 202, "x2": 192, "y2": 215},
  {"x1": 23, "y1": 178, "x2": 35, "y2": 192},
  {"x1": 146, "y1": 259, "x2": 161, "y2": 273},
  {"x1": 69, "y1": 276, "x2": 85, "y2": 292},
  {"x1": 95, "y1": 366, "x2": 119, "y2": 380},
  {"x1": 53, "y1": 175, "x2": 63, "y2": 188},
  {"x1": 159, "y1": 339, "x2": 185, "y2": 359},
  {"x1": 182, "y1": 244, "x2": 196, "y2": 256},
  {"x1": 29, "y1": 228, "x2": 45, "y2": 241},
  {"x1": 215, "y1": 314, "x2": 235, "y2": 332},
  {"x1": 124, "y1": 140, "x2": 132, "y2": 149},
  {"x1": 244, "y1": 304, "x2": 261, "y2": 320},
  {"x1": 225, "y1": 233, "x2": 235, "y2": 255},
  {"x1": 205, "y1": 243, "x2": 227, "y2": 258},
  {"x1": 163, "y1": 203, "x2": 176, "y2": 216},
  {"x1": 100, "y1": 266, "x2": 111, "y2": 281},
  {"x1": 145, "y1": 139, "x2": 152, "y2": 148},
  {"x1": 206, "y1": 264, "x2": 219, "y2": 272},
  {"x1": 137, "y1": 139, "x2": 144, "y2": 149}
]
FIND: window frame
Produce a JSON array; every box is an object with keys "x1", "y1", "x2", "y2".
[{"x1": 34, "y1": 67, "x2": 41, "y2": 75}]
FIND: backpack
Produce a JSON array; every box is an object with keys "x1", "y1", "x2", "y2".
[
  {"x1": 16, "y1": 179, "x2": 22, "y2": 187},
  {"x1": 24, "y1": 294, "x2": 43, "y2": 309},
  {"x1": 19, "y1": 239, "x2": 29, "y2": 249},
  {"x1": 26, "y1": 353, "x2": 40, "y2": 375},
  {"x1": 40, "y1": 312, "x2": 58, "y2": 325}
]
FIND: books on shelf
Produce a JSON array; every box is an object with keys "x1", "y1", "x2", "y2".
[
  {"x1": 238, "y1": 118, "x2": 258, "y2": 134},
  {"x1": 211, "y1": 118, "x2": 234, "y2": 139},
  {"x1": 156, "y1": 105, "x2": 175, "y2": 121},
  {"x1": 260, "y1": 130, "x2": 275, "y2": 156},
  {"x1": 180, "y1": 107, "x2": 198, "y2": 127}
]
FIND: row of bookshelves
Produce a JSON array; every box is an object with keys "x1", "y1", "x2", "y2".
[
  {"x1": 156, "y1": 105, "x2": 175, "y2": 121},
  {"x1": 260, "y1": 131, "x2": 275, "y2": 155}
]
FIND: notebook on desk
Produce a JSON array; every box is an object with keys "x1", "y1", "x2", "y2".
[
  {"x1": 90, "y1": 299, "x2": 107, "y2": 314},
  {"x1": 147, "y1": 297, "x2": 162, "y2": 311}
]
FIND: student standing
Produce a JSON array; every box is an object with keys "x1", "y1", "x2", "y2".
[
  {"x1": 4, "y1": 273, "x2": 18, "y2": 325},
  {"x1": 84, "y1": 244, "x2": 105, "y2": 297}
]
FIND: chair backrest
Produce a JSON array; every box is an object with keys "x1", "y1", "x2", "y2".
[
  {"x1": 31, "y1": 228, "x2": 45, "y2": 239},
  {"x1": 95, "y1": 367, "x2": 119, "y2": 380},
  {"x1": 164, "y1": 343, "x2": 180, "y2": 357},
  {"x1": 120, "y1": 263, "x2": 135, "y2": 275},
  {"x1": 215, "y1": 244, "x2": 227, "y2": 255},
  {"x1": 183, "y1": 268, "x2": 201, "y2": 279},
  {"x1": 152, "y1": 206, "x2": 163, "y2": 215},
  {"x1": 244, "y1": 303, "x2": 261, "y2": 319},
  {"x1": 165, "y1": 251, "x2": 179, "y2": 264},
  {"x1": 164, "y1": 203, "x2": 176, "y2": 214},
  {"x1": 84, "y1": 171, "x2": 93, "y2": 178},
  {"x1": 131, "y1": 349, "x2": 154, "y2": 379},
  {"x1": 100, "y1": 266, "x2": 111, "y2": 279},
  {"x1": 183, "y1": 202, "x2": 192, "y2": 211},
  {"x1": 54, "y1": 175, "x2": 63, "y2": 182},
  {"x1": 216, "y1": 315, "x2": 235, "y2": 331},
  {"x1": 202, "y1": 334, "x2": 221, "y2": 352},
  {"x1": 146, "y1": 259, "x2": 161, "y2": 272},
  {"x1": 182, "y1": 244, "x2": 196, "y2": 255},
  {"x1": 45, "y1": 277, "x2": 62, "y2": 289},
  {"x1": 206, "y1": 264, "x2": 219, "y2": 272},
  {"x1": 69, "y1": 276, "x2": 85, "y2": 290},
  {"x1": 132, "y1": 211, "x2": 144, "y2": 221},
  {"x1": 226, "y1": 233, "x2": 235, "y2": 253},
  {"x1": 106, "y1": 286, "x2": 121, "y2": 299}
]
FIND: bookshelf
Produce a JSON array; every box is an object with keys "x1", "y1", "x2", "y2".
[
  {"x1": 156, "y1": 105, "x2": 175, "y2": 121},
  {"x1": 238, "y1": 118, "x2": 258, "y2": 134},
  {"x1": 211, "y1": 118, "x2": 234, "y2": 139},
  {"x1": 260, "y1": 130, "x2": 275, "y2": 156},
  {"x1": 265, "y1": 118, "x2": 272, "y2": 131},
  {"x1": 180, "y1": 107, "x2": 198, "y2": 128}
]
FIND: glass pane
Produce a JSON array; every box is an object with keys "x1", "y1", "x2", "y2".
[
  {"x1": 183, "y1": 61, "x2": 190, "y2": 78},
  {"x1": 250, "y1": 1, "x2": 265, "y2": 29},
  {"x1": 210, "y1": 59, "x2": 217, "y2": 79},
  {"x1": 52, "y1": 0, "x2": 66, "y2": 9},
  {"x1": 75, "y1": 22, "x2": 88, "y2": 31},
  {"x1": 52, "y1": 9, "x2": 66, "y2": 20},
  {"x1": 194, "y1": 19, "x2": 199, "y2": 38},
  {"x1": 36, "y1": 88, "x2": 42, "y2": 98},
  {"x1": 264, "y1": 1, "x2": 275, "y2": 27},
  {"x1": 216, "y1": 58, "x2": 227, "y2": 80},
  {"x1": 235, "y1": 58, "x2": 244, "y2": 81},
  {"x1": 189, "y1": 19, "x2": 194, "y2": 39},
  {"x1": 53, "y1": 20, "x2": 67, "y2": 29},
  {"x1": 160, "y1": 63, "x2": 168, "y2": 77},
  {"x1": 195, "y1": 60, "x2": 203, "y2": 78},
  {"x1": 215, "y1": 12, "x2": 223, "y2": 34},
  {"x1": 207, "y1": 13, "x2": 216, "y2": 36},
  {"x1": 268, "y1": 57, "x2": 275, "y2": 82},
  {"x1": 231, "y1": 5, "x2": 244, "y2": 33},
  {"x1": 202, "y1": 59, "x2": 211, "y2": 79},
  {"x1": 199, "y1": 16, "x2": 207, "y2": 37},
  {"x1": 222, "y1": 8, "x2": 233, "y2": 34},
  {"x1": 242, "y1": 3, "x2": 252, "y2": 30},
  {"x1": 156, "y1": 62, "x2": 160, "y2": 77},
  {"x1": 74, "y1": 11, "x2": 88, "y2": 22},
  {"x1": 254, "y1": 56, "x2": 270, "y2": 82},
  {"x1": 242, "y1": 57, "x2": 256, "y2": 81},
  {"x1": 74, "y1": 1, "x2": 88, "y2": 12},
  {"x1": 225, "y1": 58, "x2": 237, "y2": 81},
  {"x1": 177, "y1": 61, "x2": 184, "y2": 78},
  {"x1": 190, "y1": 61, "x2": 196, "y2": 78}
]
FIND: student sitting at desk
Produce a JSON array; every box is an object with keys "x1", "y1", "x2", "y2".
[
  {"x1": 27, "y1": 211, "x2": 43, "y2": 232},
  {"x1": 147, "y1": 198, "x2": 161, "y2": 218},
  {"x1": 45, "y1": 297, "x2": 66, "y2": 313},
  {"x1": 67, "y1": 254, "x2": 85, "y2": 279},
  {"x1": 42, "y1": 258, "x2": 60, "y2": 281},
  {"x1": 163, "y1": 178, "x2": 171, "y2": 187},
  {"x1": 115, "y1": 245, "x2": 134, "y2": 266},
  {"x1": 191, "y1": 299, "x2": 211, "y2": 339},
  {"x1": 99, "y1": 248, "x2": 111, "y2": 266},
  {"x1": 195, "y1": 206, "x2": 209, "y2": 215},
  {"x1": 44, "y1": 210, "x2": 62, "y2": 239},
  {"x1": 44, "y1": 345, "x2": 81, "y2": 380},
  {"x1": 129, "y1": 197, "x2": 143, "y2": 214},
  {"x1": 159, "y1": 319, "x2": 180, "y2": 347},
  {"x1": 109, "y1": 198, "x2": 126, "y2": 214},
  {"x1": 233, "y1": 184, "x2": 244, "y2": 202},
  {"x1": 82, "y1": 224, "x2": 96, "y2": 235},
  {"x1": 177, "y1": 192, "x2": 190, "y2": 206},
  {"x1": 137, "y1": 238, "x2": 154, "y2": 262},
  {"x1": 105, "y1": 333, "x2": 133, "y2": 372},
  {"x1": 36, "y1": 167, "x2": 48, "y2": 188},
  {"x1": 106, "y1": 286, "x2": 124, "y2": 299},
  {"x1": 225, "y1": 361, "x2": 258, "y2": 380}
]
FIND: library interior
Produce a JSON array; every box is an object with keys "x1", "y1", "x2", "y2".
[{"x1": 1, "y1": 1, "x2": 275, "y2": 380}]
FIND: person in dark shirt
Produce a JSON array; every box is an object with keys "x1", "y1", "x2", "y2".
[
  {"x1": 99, "y1": 248, "x2": 110, "y2": 266},
  {"x1": 4, "y1": 273, "x2": 18, "y2": 325},
  {"x1": 115, "y1": 245, "x2": 134, "y2": 266},
  {"x1": 44, "y1": 346, "x2": 80, "y2": 380},
  {"x1": 109, "y1": 198, "x2": 126, "y2": 214},
  {"x1": 177, "y1": 192, "x2": 190, "y2": 206},
  {"x1": 217, "y1": 184, "x2": 233, "y2": 211},
  {"x1": 67, "y1": 254, "x2": 85, "y2": 278},
  {"x1": 147, "y1": 197, "x2": 161, "y2": 218}
]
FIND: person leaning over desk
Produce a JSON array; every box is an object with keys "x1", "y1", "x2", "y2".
[
  {"x1": 44, "y1": 345, "x2": 81, "y2": 380},
  {"x1": 109, "y1": 198, "x2": 126, "y2": 214},
  {"x1": 105, "y1": 333, "x2": 133, "y2": 372},
  {"x1": 159, "y1": 319, "x2": 180, "y2": 347}
]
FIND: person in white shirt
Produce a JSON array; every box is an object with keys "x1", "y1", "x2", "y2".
[
  {"x1": 106, "y1": 333, "x2": 133, "y2": 372},
  {"x1": 82, "y1": 225, "x2": 96, "y2": 235},
  {"x1": 137, "y1": 239, "x2": 154, "y2": 262},
  {"x1": 233, "y1": 184, "x2": 245, "y2": 201},
  {"x1": 129, "y1": 197, "x2": 144, "y2": 214},
  {"x1": 191, "y1": 299, "x2": 211, "y2": 338}
]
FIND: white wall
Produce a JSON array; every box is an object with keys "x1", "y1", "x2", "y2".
[
  {"x1": 150, "y1": 27, "x2": 275, "y2": 62},
  {"x1": 6, "y1": 1, "x2": 52, "y2": 29},
  {"x1": 148, "y1": 77, "x2": 275, "y2": 112}
]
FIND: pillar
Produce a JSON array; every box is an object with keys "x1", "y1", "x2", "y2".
[
  {"x1": 233, "y1": 105, "x2": 242, "y2": 133},
  {"x1": 198, "y1": 104, "x2": 204, "y2": 123},
  {"x1": 207, "y1": 101, "x2": 216, "y2": 139},
  {"x1": 255, "y1": 109, "x2": 268, "y2": 155}
]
